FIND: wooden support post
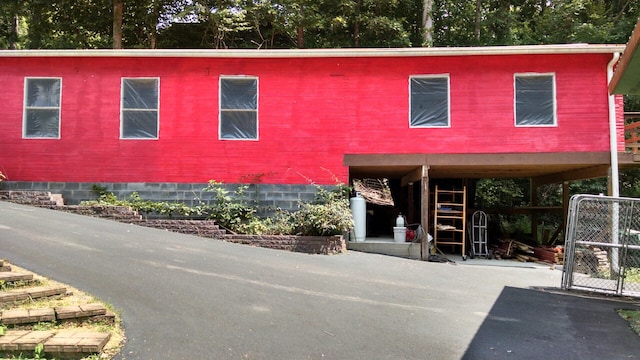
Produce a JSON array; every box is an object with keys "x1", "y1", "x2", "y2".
[
  {"x1": 562, "y1": 181, "x2": 570, "y2": 241},
  {"x1": 420, "y1": 165, "x2": 430, "y2": 261}
]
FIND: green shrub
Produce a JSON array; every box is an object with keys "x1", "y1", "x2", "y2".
[
  {"x1": 83, "y1": 182, "x2": 353, "y2": 237},
  {"x1": 290, "y1": 186, "x2": 353, "y2": 236},
  {"x1": 83, "y1": 185, "x2": 202, "y2": 218},
  {"x1": 203, "y1": 181, "x2": 258, "y2": 233}
]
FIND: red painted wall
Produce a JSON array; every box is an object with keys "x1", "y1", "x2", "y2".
[{"x1": 0, "y1": 53, "x2": 619, "y2": 184}]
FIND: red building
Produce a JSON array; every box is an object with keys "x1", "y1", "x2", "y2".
[{"x1": 1, "y1": 45, "x2": 638, "y2": 249}]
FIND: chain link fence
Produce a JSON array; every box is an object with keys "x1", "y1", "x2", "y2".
[{"x1": 562, "y1": 195, "x2": 640, "y2": 297}]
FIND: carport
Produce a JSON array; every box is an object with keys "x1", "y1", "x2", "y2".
[{"x1": 344, "y1": 152, "x2": 639, "y2": 260}]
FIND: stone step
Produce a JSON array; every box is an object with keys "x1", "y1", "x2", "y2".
[
  {"x1": 0, "y1": 272, "x2": 34, "y2": 283},
  {"x1": 0, "y1": 191, "x2": 64, "y2": 207},
  {"x1": 0, "y1": 286, "x2": 67, "y2": 304},
  {"x1": 0, "y1": 330, "x2": 110, "y2": 358},
  {"x1": 0, "y1": 303, "x2": 108, "y2": 325}
]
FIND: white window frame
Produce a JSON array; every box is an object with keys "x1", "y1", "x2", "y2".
[
  {"x1": 23, "y1": 77, "x2": 62, "y2": 139},
  {"x1": 409, "y1": 74, "x2": 451, "y2": 128},
  {"x1": 514, "y1": 73, "x2": 557, "y2": 127},
  {"x1": 120, "y1": 77, "x2": 160, "y2": 140},
  {"x1": 219, "y1": 76, "x2": 259, "y2": 141}
]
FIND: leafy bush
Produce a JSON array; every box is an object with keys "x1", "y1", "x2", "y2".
[
  {"x1": 83, "y1": 185, "x2": 203, "y2": 218},
  {"x1": 203, "y1": 181, "x2": 258, "y2": 233},
  {"x1": 236, "y1": 209, "x2": 294, "y2": 235},
  {"x1": 83, "y1": 182, "x2": 353, "y2": 237},
  {"x1": 290, "y1": 186, "x2": 354, "y2": 236}
]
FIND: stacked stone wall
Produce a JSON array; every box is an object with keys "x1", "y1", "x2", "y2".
[{"x1": 0, "y1": 190, "x2": 346, "y2": 255}]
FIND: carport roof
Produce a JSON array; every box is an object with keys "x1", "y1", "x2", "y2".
[{"x1": 345, "y1": 152, "x2": 638, "y2": 184}]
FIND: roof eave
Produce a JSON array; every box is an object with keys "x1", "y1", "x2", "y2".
[
  {"x1": 609, "y1": 19, "x2": 640, "y2": 95},
  {"x1": 0, "y1": 44, "x2": 626, "y2": 59}
]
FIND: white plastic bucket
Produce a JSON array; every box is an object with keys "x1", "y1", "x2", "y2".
[{"x1": 393, "y1": 226, "x2": 407, "y2": 243}]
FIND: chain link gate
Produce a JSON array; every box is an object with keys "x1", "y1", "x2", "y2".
[{"x1": 562, "y1": 195, "x2": 640, "y2": 297}]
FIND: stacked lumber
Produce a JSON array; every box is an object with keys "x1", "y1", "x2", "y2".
[
  {"x1": 533, "y1": 246, "x2": 564, "y2": 265},
  {"x1": 492, "y1": 240, "x2": 538, "y2": 262},
  {"x1": 493, "y1": 240, "x2": 565, "y2": 264}
]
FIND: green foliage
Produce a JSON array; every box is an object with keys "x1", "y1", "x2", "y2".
[
  {"x1": 618, "y1": 308, "x2": 640, "y2": 336},
  {"x1": 83, "y1": 185, "x2": 203, "y2": 218},
  {"x1": 203, "y1": 180, "x2": 257, "y2": 232},
  {"x1": 475, "y1": 178, "x2": 526, "y2": 208},
  {"x1": 33, "y1": 342, "x2": 44, "y2": 359},
  {"x1": 3, "y1": 0, "x2": 640, "y2": 50},
  {"x1": 32, "y1": 321, "x2": 56, "y2": 331},
  {"x1": 203, "y1": 181, "x2": 353, "y2": 236},
  {"x1": 289, "y1": 186, "x2": 353, "y2": 236},
  {"x1": 83, "y1": 182, "x2": 352, "y2": 236}
]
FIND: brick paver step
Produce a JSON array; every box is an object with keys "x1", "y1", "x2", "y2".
[
  {"x1": 1, "y1": 303, "x2": 108, "y2": 325},
  {"x1": 0, "y1": 272, "x2": 34, "y2": 283},
  {"x1": 0, "y1": 286, "x2": 67, "y2": 304},
  {"x1": 0, "y1": 330, "x2": 110, "y2": 357},
  {"x1": 55, "y1": 303, "x2": 107, "y2": 320},
  {"x1": 0, "y1": 330, "x2": 55, "y2": 352},
  {"x1": 44, "y1": 330, "x2": 111, "y2": 354},
  {"x1": 1, "y1": 308, "x2": 56, "y2": 325}
]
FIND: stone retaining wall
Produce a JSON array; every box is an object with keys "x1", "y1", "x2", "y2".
[
  {"x1": 220, "y1": 234, "x2": 346, "y2": 255},
  {"x1": 1, "y1": 193, "x2": 345, "y2": 255}
]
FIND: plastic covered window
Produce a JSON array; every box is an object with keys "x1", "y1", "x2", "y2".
[
  {"x1": 24, "y1": 78, "x2": 61, "y2": 138},
  {"x1": 220, "y1": 77, "x2": 258, "y2": 140},
  {"x1": 515, "y1": 74, "x2": 556, "y2": 126},
  {"x1": 121, "y1": 78, "x2": 159, "y2": 139},
  {"x1": 410, "y1": 76, "x2": 449, "y2": 127}
]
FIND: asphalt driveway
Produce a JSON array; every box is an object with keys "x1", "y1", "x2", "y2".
[{"x1": 1, "y1": 201, "x2": 638, "y2": 359}]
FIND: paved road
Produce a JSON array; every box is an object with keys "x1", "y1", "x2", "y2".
[{"x1": 1, "y1": 202, "x2": 639, "y2": 359}]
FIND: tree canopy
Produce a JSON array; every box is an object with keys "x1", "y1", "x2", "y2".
[{"x1": 1, "y1": 0, "x2": 638, "y2": 50}]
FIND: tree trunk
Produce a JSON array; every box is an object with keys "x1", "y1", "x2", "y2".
[
  {"x1": 422, "y1": 0, "x2": 434, "y2": 46},
  {"x1": 297, "y1": 5, "x2": 304, "y2": 49},
  {"x1": 297, "y1": 26, "x2": 304, "y2": 49},
  {"x1": 9, "y1": 14, "x2": 19, "y2": 50},
  {"x1": 148, "y1": 0, "x2": 159, "y2": 49},
  {"x1": 354, "y1": 0, "x2": 361, "y2": 47},
  {"x1": 474, "y1": 0, "x2": 481, "y2": 42},
  {"x1": 113, "y1": 0, "x2": 124, "y2": 49}
]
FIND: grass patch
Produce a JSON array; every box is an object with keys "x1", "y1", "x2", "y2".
[{"x1": 618, "y1": 309, "x2": 640, "y2": 336}]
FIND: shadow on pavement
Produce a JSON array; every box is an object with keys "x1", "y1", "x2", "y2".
[{"x1": 462, "y1": 286, "x2": 640, "y2": 360}]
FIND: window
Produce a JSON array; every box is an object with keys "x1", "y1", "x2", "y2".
[
  {"x1": 410, "y1": 75, "x2": 450, "y2": 127},
  {"x1": 121, "y1": 78, "x2": 159, "y2": 139},
  {"x1": 514, "y1": 74, "x2": 556, "y2": 126},
  {"x1": 220, "y1": 77, "x2": 258, "y2": 140},
  {"x1": 24, "y1": 78, "x2": 61, "y2": 138}
]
